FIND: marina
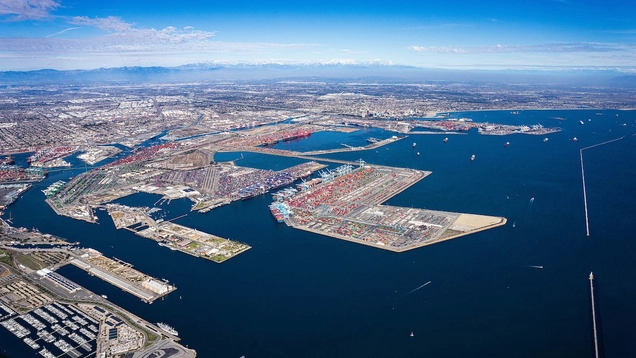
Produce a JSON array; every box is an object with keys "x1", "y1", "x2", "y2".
[{"x1": 0, "y1": 302, "x2": 99, "y2": 358}]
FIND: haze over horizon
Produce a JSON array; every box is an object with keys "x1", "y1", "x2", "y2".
[{"x1": 0, "y1": 0, "x2": 635, "y2": 72}]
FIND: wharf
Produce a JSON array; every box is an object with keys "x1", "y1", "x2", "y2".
[
  {"x1": 107, "y1": 204, "x2": 250, "y2": 263},
  {"x1": 227, "y1": 146, "x2": 360, "y2": 165},
  {"x1": 68, "y1": 250, "x2": 176, "y2": 303},
  {"x1": 301, "y1": 135, "x2": 406, "y2": 155}
]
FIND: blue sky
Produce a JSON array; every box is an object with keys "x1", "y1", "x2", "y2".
[{"x1": 0, "y1": 0, "x2": 634, "y2": 71}]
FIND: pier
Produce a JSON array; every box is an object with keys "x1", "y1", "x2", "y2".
[
  {"x1": 589, "y1": 272, "x2": 600, "y2": 358},
  {"x1": 68, "y1": 250, "x2": 176, "y2": 303}
]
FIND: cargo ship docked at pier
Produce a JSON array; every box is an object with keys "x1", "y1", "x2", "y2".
[
  {"x1": 0, "y1": 156, "x2": 14, "y2": 166},
  {"x1": 274, "y1": 129, "x2": 311, "y2": 143},
  {"x1": 157, "y1": 322, "x2": 178, "y2": 336},
  {"x1": 269, "y1": 202, "x2": 292, "y2": 223},
  {"x1": 42, "y1": 181, "x2": 66, "y2": 198}
]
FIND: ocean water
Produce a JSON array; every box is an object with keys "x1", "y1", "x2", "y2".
[{"x1": 2, "y1": 109, "x2": 635, "y2": 358}]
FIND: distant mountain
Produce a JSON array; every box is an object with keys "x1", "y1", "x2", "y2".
[
  {"x1": 0, "y1": 63, "x2": 632, "y2": 86},
  {"x1": 607, "y1": 75, "x2": 636, "y2": 87}
]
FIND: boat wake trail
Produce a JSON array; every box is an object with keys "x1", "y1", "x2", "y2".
[
  {"x1": 525, "y1": 265, "x2": 544, "y2": 269},
  {"x1": 401, "y1": 281, "x2": 432, "y2": 297},
  {"x1": 525, "y1": 197, "x2": 535, "y2": 222}
]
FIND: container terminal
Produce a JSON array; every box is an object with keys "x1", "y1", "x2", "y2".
[
  {"x1": 273, "y1": 163, "x2": 506, "y2": 252},
  {"x1": 44, "y1": 138, "x2": 326, "y2": 222}
]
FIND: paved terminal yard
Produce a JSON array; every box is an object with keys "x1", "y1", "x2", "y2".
[
  {"x1": 76, "y1": 145, "x2": 122, "y2": 166},
  {"x1": 69, "y1": 249, "x2": 176, "y2": 303},
  {"x1": 277, "y1": 165, "x2": 506, "y2": 252}
]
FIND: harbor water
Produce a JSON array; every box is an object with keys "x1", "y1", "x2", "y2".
[{"x1": 2, "y1": 109, "x2": 636, "y2": 358}]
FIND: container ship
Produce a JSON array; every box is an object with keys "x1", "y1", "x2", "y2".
[
  {"x1": 269, "y1": 204, "x2": 285, "y2": 223},
  {"x1": 281, "y1": 129, "x2": 311, "y2": 142},
  {"x1": 296, "y1": 178, "x2": 322, "y2": 191},
  {"x1": 0, "y1": 156, "x2": 14, "y2": 166},
  {"x1": 42, "y1": 181, "x2": 66, "y2": 198},
  {"x1": 269, "y1": 202, "x2": 291, "y2": 223}
]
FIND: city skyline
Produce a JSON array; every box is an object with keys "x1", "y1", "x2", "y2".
[{"x1": 0, "y1": 0, "x2": 635, "y2": 71}]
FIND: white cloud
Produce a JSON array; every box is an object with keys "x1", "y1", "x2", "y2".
[
  {"x1": 408, "y1": 42, "x2": 635, "y2": 54},
  {"x1": 0, "y1": 0, "x2": 60, "y2": 20},
  {"x1": 69, "y1": 16, "x2": 133, "y2": 32}
]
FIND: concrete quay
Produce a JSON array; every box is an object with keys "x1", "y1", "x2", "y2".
[{"x1": 68, "y1": 250, "x2": 176, "y2": 303}]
